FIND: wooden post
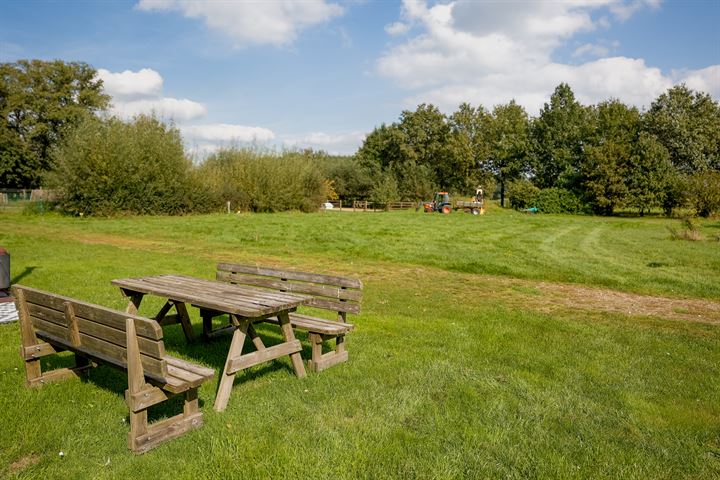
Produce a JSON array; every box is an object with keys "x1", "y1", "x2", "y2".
[
  {"x1": 65, "y1": 301, "x2": 91, "y2": 371},
  {"x1": 126, "y1": 318, "x2": 148, "y2": 451},
  {"x1": 15, "y1": 288, "x2": 41, "y2": 385}
]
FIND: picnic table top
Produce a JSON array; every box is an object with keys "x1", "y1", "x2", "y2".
[{"x1": 111, "y1": 274, "x2": 310, "y2": 318}]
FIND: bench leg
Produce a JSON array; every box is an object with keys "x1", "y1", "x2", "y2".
[
  {"x1": 126, "y1": 318, "x2": 203, "y2": 453},
  {"x1": 307, "y1": 333, "x2": 349, "y2": 373}
]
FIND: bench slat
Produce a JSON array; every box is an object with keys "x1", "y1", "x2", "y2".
[
  {"x1": 79, "y1": 334, "x2": 167, "y2": 378},
  {"x1": 26, "y1": 303, "x2": 67, "y2": 327},
  {"x1": 165, "y1": 356, "x2": 215, "y2": 379},
  {"x1": 76, "y1": 317, "x2": 165, "y2": 360},
  {"x1": 217, "y1": 263, "x2": 362, "y2": 289},
  {"x1": 72, "y1": 302, "x2": 163, "y2": 340},
  {"x1": 289, "y1": 314, "x2": 354, "y2": 335},
  {"x1": 216, "y1": 271, "x2": 362, "y2": 302}
]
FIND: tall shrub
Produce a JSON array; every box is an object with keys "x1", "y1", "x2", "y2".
[
  {"x1": 50, "y1": 115, "x2": 195, "y2": 215},
  {"x1": 195, "y1": 147, "x2": 326, "y2": 213}
]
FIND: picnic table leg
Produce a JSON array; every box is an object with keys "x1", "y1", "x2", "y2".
[
  {"x1": 173, "y1": 302, "x2": 196, "y2": 342},
  {"x1": 214, "y1": 316, "x2": 249, "y2": 412},
  {"x1": 122, "y1": 290, "x2": 144, "y2": 315},
  {"x1": 278, "y1": 311, "x2": 306, "y2": 378},
  {"x1": 201, "y1": 309, "x2": 214, "y2": 339},
  {"x1": 247, "y1": 323, "x2": 266, "y2": 351}
]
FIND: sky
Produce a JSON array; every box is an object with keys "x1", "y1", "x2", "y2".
[{"x1": 1, "y1": 0, "x2": 719, "y2": 156}]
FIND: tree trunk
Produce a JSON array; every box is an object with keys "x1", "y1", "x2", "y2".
[{"x1": 500, "y1": 180, "x2": 505, "y2": 207}]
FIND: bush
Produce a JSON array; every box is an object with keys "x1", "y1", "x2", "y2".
[
  {"x1": 49, "y1": 115, "x2": 197, "y2": 215},
  {"x1": 195, "y1": 147, "x2": 326, "y2": 213},
  {"x1": 685, "y1": 171, "x2": 720, "y2": 218},
  {"x1": 533, "y1": 188, "x2": 585, "y2": 214},
  {"x1": 507, "y1": 180, "x2": 540, "y2": 209}
]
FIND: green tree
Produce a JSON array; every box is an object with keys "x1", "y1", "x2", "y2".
[
  {"x1": 685, "y1": 171, "x2": 720, "y2": 218},
  {"x1": 625, "y1": 132, "x2": 673, "y2": 216},
  {"x1": 396, "y1": 104, "x2": 454, "y2": 190},
  {"x1": 0, "y1": 59, "x2": 109, "y2": 188},
  {"x1": 579, "y1": 100, "x2": 640, "y2": 215},
  {"x1": 446, "y1": 102, "x2": 490, "y2": 192},
  {"x1": 483, "y1": 101, "x2": 530, "y2": 207},
  {"x1": 531, "y1": 83, "x2": 593, "y2": 189},
  {"x1": 644, "y1": 85, "x2": 720, "y2": 174}
]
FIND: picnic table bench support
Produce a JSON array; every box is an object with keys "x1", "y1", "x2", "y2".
[{"x1": 125, "y1": 318, "x2": 203, "y2": 453}]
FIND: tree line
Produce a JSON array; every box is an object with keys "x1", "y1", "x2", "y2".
[
  {"x1": 352, "y1": 83, "x2": 720, "y2": 216},
  {"x1": 2, "y1": 59, "x2": 719, "y2": 217}
]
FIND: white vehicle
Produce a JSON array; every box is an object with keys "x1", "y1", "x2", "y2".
[{"x1": 323, "y1": 202, "x2": 334, "y2": 209}]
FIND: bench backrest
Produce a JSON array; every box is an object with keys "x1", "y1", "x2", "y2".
[
  {"x1": 216, "y1": 263, "x2": 363, "y2": 318},
  {"x1": 13, "y1": 285, "x2": 168, "y2": 379}
]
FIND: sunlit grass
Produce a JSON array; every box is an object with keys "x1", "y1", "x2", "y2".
[{"x1": 0, "y1": 207, "x2": 718, "y2": 479}]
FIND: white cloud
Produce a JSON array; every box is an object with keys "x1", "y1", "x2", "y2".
[
  {"x1": 136, "y1": 0, "x2": 343, "y2": 46},
  {"x1": 181, "y1": 123, "x2": 276, "y2": 156},
  {"x1": 98, "y1": 67, "x2": 206, "y2": 121},
  {"x1": 610, "y1": 0, "x2": 662, "y2": 22},
  {"x1": 674, "y1": 65, "x2": 720, "y2": 98},
  {"x1": 385, "y1": 21, "x2": 410, "y2": 36},
  {"x1": 97, "y1": 68, "x2": 163, "y2": 98},
  {"x1": 182, "y1": 124, "x2": 275, "y2": 142},
  {"x1": 111, "y1": 98, "x2": 207, "y2": 121},
  {"x1": 572, "y1": 43, "x2": 611, "y2": 59},
  {"x1": 283, "y1": 131, "x2": 366, "y2": 155},
  {"x1": 377, "y1": 0, "x2": 717, "y2": 115}
]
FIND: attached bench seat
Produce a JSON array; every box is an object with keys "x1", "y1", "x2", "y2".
[
  {"x1": 212, "y1": 263, "x2": 363, "y2": 372},
  {"x1": 13, "y1": 284, "x2": 214, "y2": 453}
]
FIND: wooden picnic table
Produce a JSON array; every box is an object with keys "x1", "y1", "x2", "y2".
[{"x1": 111, "y1": 274, "x2": 310, "y2": 411}]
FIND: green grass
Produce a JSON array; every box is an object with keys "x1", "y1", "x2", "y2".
[{"x1": 0, "y1": 206, "x2": 718, "y2": 479}]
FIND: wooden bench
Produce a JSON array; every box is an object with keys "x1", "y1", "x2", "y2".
[
  {"x1": 210, "y1": 263, "x2": 362, "y2": 372},
  {"x1": 12, "y1": 284, "x2": 215, "y2": 454}
]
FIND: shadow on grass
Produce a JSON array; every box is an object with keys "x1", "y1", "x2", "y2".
[
  {"x1": 40, "y1": 349, "x2": 208, "y2": 422},
  {"x1": 160, "y1": 319, "x2": 317, "y2": 393},
  {"x1": 11, "y1": 266, "x2": 38, "y2": 285}
]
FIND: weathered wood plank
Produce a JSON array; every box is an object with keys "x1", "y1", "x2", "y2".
[
  {"x1": 19, "y1": 286, "x2": 73, "y2": 312},
  {"x1": 64, "y1": 302, "x2": 81, "y2": 347},
  {"x1": 72, "y1": 302, "x2": 162, "y2": 340},
  {"x1": 112, "y1": 276, "x2": 307, "y2": 317},
  {"x1": 79, "y1": 334, "x2": 167, "y2": 379},
  {"x1": 216, "y1": 271, "x2": 362, "y2": 301},
  {"x1": 75, "y1": 317, "x2": 165, "y2": 360},
  {"x1": 21, "y1": 342, "x2": 57, "y2": 360},
  {"x1": 278, "y1": 311, "x2": 306, "y2": 379},
  {"x1": 310, "y1": 350, "x2": 349, "y2": 372},
  {"x1": 165, "y1": 356, "x2": 214, "y2": 379},
  {"x1": 214, "y1": 322, "x2": 248, "y2": 412},
  {"x1": 130, "y1": 411, "x2": 203, "y2": 454},
  {"x1": 217, "y1": 263, "x2": 362, "y2": 289},
  {"x1": 26, "y1": 366, "x2": 89, "y2": 387},
  {"x1": 125, "y1": 386, "x2": 168, "y2": 413},
  {"x1": 26, "y1": 302, "x2": 67, "y2": 326},
  {"x1": 31, "y1": 316, "x2": 69, "y2": 340},
  {"x1": 227, "y1": 340, "x2": 302, "y2": 373}
]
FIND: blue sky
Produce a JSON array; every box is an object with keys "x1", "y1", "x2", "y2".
[{"x1": 1, "y1": 0, "x2": 718, "y2": 155}]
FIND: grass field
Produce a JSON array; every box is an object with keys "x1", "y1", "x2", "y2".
[{"x1": 1, "y1": 205, "x2": 719, "y2": 479}]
